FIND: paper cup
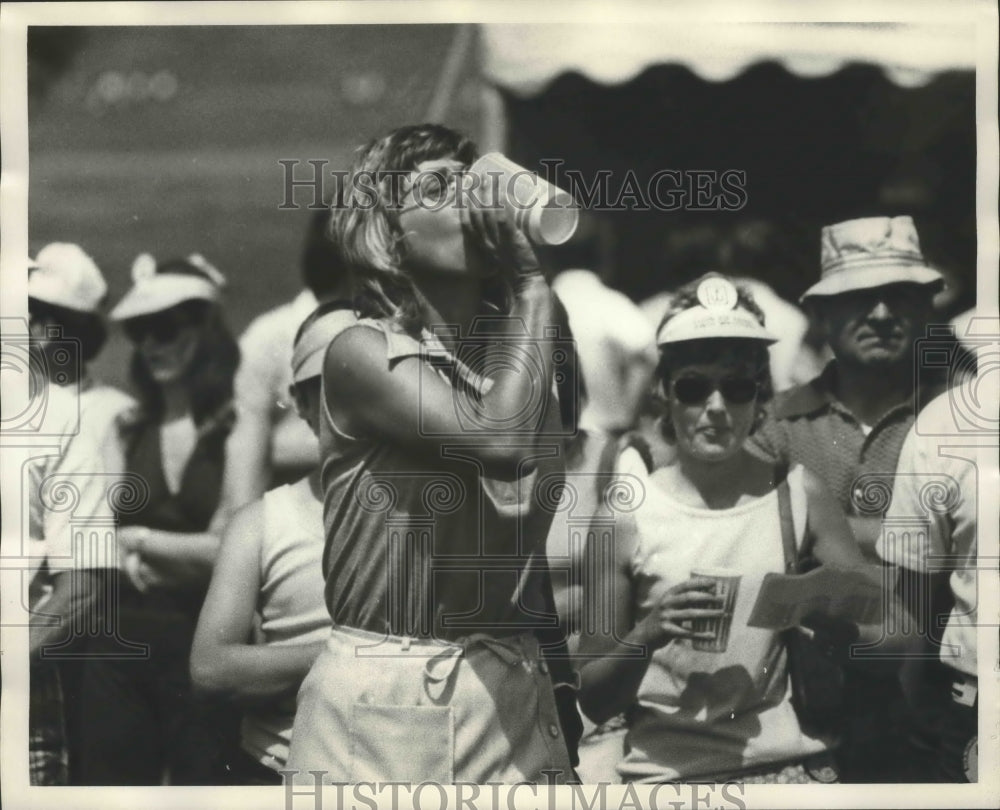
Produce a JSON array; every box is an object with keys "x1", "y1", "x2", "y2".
[
  {"x1": 689, "y1": 567, "x2": 741, "y2": 653},
  {"x1": 469, "y1": 152, "x2": 579, "y2": 246}
]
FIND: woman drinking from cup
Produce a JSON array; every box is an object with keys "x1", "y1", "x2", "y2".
[
  {"x1": 284, "y1": 124, "x2": 578, "y2": 784},
  {"x1": 578, "y1": 273, "x2": 881, "y2": 784},
  {"x1": 77, "y1": 253, "x2": 240, "y2": 785}
]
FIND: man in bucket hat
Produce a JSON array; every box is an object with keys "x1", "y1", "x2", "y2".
[
  {"x1": 748, "y1": 215, "x2": 947, "y2": 781},
  {"x1": 749, "y1": 216, "x2": 945, "y2": 555}
]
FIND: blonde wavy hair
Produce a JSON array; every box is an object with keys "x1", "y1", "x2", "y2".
[{"x1": 332, "y1": 123, "x2": 510, "y2": 333}]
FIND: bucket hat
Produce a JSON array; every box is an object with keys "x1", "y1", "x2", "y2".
[{"x1": 801, "y1": 216, "x2": 944, "y2": 302}]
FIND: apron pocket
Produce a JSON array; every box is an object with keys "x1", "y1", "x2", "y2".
[{"x1": 350, "y1": 703, "x2": 454, "y2": 784}]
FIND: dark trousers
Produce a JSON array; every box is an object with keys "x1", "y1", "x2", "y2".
[
  {"x1": 897, "y1": 664, "x2": 978, "y2": 783},
  {"x1": 834, "y1": 669, "x2": 912, "y2": 782},
  {"x1": 76, "y1": 587, "x2": 239, "y2": 785}
]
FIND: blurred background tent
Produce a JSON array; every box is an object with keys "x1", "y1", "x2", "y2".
[
  {"x1": 27, "y1": 22, "x2": 977, "y2": 388},
  {"x1": 479, "y1": 22, "x2": 977, "y2": 306}
]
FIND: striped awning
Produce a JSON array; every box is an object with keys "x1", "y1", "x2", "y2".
[{"x1": 481, "y1": 21, "x2": 978, "y2": 93}]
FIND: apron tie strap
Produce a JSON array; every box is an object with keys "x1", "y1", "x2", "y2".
[{"x1": 423, "y1": 634, "x2": 531, "y2": 689}]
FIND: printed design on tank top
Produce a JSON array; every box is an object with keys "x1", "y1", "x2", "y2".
[{"x1": 615, "y1": 451, "x2": 827, "y2": 782}]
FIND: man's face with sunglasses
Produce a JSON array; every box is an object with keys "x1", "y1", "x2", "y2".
[
  {"x1": 666, "y1": 359, "x2": 760, "y2": 462},
  {"x1": 123, "y1": 305, "x2": 203, "y2": 384},
  {"x1": 816, "y1": 282, "x2": 933, "y2": 369}
]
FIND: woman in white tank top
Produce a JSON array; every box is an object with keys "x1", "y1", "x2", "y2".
[
  {"x1": 577, "y1": 275, "x2": 898, "y2": 784},
  {"x1": 190, "y1": 304, "x2": 356, "y2": 783}
]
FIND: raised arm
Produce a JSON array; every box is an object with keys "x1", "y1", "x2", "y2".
[{"x1": 327, "y1": 284, "x2": 557, "y2": 480}]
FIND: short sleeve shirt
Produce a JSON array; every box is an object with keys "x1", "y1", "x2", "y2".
[
  {"x1": 877, "y1": 384, "x2": 989, "y2": 677},
  {"x1": 233, "y1": 289, "x2": 319, "y2": 469},
  {"x1": 748, "y1": 363, "x2": 936, "y2": 518},
  {"x1": 234, "y1": 289, "x2": 318, "y2": 416},
  {"x1": 28, "y1": 379, "x2": 135, "y2": 573},
  {"x1": 551, "y1": 271, "x2": 657, "y2": 433}
]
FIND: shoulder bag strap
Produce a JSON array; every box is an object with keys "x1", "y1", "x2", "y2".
[{"x1": 776, "y1": 468, "x2": 798, "y2": 575}]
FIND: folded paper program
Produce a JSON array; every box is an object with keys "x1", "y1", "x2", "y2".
[{"x1": 747, "y1": 566, "x2": 885, "y2": 631}]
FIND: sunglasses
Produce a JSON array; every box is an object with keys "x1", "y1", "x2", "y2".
[
  {"x1": 123, "y1": 315, "x2": 195, "y2": 345},
  {"x1": 671, "y1": 374, "x2": 759, "y2": 405}
]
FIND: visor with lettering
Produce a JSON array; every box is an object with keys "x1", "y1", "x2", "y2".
[{"x1": 656, "y1": 306, "x2": 778, "y2": 345}]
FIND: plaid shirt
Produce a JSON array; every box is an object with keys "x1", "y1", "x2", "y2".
[
  {"x1": 748, "y1": 362, "x2": 942, "y2": 517},
  {"x1": 29, "y1": 663, "x2": 68, "y2": 785}
]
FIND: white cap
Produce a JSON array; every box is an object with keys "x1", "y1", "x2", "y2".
[
  {"x1": 27, "y1": 243, "x2": 107, "y2": 313},
  {"x1": 110, "y1": 253, "x2": 224, "y2": 321},
  {"x1": 656, "y1": 276, "x2": 778, "y2": 346}
]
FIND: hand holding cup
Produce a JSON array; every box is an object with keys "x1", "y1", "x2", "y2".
[
  {"x1": 461, "y1": 179, "x2": 541, "y2": 283},
  {"x1": 689, "y1": 568, "x2": 742, "y2": 653},
  {"x1": 469, "y1": 153, "x2": 579, "y2": 246},
  {"x1": 639, "y1": 576, "x2": 727, "y2": 650}
]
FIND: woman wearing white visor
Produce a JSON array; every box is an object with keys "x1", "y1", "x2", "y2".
[
  {"x1": 577, "y1": 274, "x2": 893, "y2": 784},
  {"x1": 77, "y1": 253, "x2": 241, "y2": 785}
]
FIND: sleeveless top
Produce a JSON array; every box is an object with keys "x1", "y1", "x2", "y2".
[
  {"x1": 241, "y1": 478, "x2": 330, "y2": 769},
  {"x1": 615, "y1": 450, "x2": 831, "y2": 782},
  {"x1": 116, "y1": 401, "x2": 233, "y2": 615},
  {"x1": 318, "y1": 318, "x2": 565, "y2": 642}
]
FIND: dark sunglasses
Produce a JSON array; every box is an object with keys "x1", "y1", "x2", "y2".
[
  {"x1": 671, "y1": 374, "x2": 759, "y2": 405},
  {"x1": 123, "y1": 315, "x2": 193, "y2": 344}
]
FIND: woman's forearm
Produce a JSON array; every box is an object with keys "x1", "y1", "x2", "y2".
[
  {"x1": 190, "y1": 640, "x2": 325, "y2": 705},
  {"x1": 477, "y1": 277, "x2": 557, "y2": 431},
  {"x1": 131, "y1": 528, "x2": 222, "y2": 588},
  {"x1": 140, "y1": 528, "x2": 220, "y2": 568},
  {"x1": 578, "y1": 626, "x2": 659, "y2": 725}
]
